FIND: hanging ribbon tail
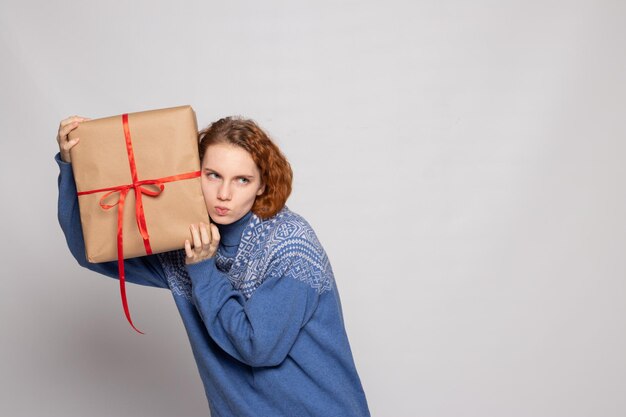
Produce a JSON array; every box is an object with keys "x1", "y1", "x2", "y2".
[
  {"x1": 117, "y1": 188, "x2": 145, "y2": 335},
  {"x1": 134, "y1": 187, "x2": 153, "y2": 255},
  {"x1": 134, "y1": 183, "x2": 165, "y2": 253}
]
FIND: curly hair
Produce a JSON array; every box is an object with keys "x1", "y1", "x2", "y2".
[{"x1": 198, "y1": 116, "x2": 293, "y2": 219}]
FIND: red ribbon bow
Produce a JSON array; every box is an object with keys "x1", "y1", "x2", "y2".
[{"x1": 77, "y1": 113, "x2": 200, "y2": 334}]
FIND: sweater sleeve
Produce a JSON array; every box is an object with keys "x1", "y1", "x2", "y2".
[
  {"x1": 186, "y1": 250, "x2": 320, "y2": 367},
  {"x1": 55, "y1": 152, "x2": 169, "y2": 289}
]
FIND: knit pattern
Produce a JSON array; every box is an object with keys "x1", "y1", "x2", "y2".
[
  {"x1": 215, "y1": 248, "x2": 235, "y2": 273},
  {"x1": 157, "y1": 244, "x2": 236, "y2": 300},
  {"x1": 157, "y1": 249, "x2": 193, "y2": 300},
  {"x1": 157, "y1": 206, "x2": 335, "y2": 299}
]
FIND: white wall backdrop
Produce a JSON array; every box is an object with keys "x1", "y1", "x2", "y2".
[{"x1": 1, "y1": 1, "x2": 625, "y2": 416}]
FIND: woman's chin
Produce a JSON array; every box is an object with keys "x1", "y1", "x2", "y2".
[{"x1": 209, "y1": 214, "x2": 231, "y2": 225}]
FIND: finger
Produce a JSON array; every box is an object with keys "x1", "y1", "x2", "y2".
[
  {"x1": 57, "y1": 122, "x2": 80, "y2": 142},
  {"x1": 206, "y1": 224, "x2": 219, "y2": 257},
  {"x1": 60, "y1": 116, "x2": 90, "y2": 128},
  {"x1": 184, "y1": 239, "x2": 193, "y2": 259},
  {"x1": 190, "y1": 224, "x2": 202, "y2": 253},
  {"x1": 200, "y1": 223, "x2": 211, "y2": 250},
  {"x1": 211, "y1": 223, "x2": 220, "y2": 244},
  {"x1": 208, "y1": 229, "x2": 219, "y2": 256},
  {"x1": 59, "y1": 116, "x2": 79, "y2": 127},
  {"x1": 205, "y1": 222, "x2": 213, "y2": 241},
  {"x1": 61, "y1": 137, "x2": 80, "y2": 152}
]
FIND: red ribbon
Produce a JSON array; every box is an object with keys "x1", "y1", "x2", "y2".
[{"x1": 77, "y1": 113, "x2": 200, "y2": 334}]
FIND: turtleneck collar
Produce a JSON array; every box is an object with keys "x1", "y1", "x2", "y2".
[{"x1": 215, "y1": 210, "x2": 253, "y2": 247}]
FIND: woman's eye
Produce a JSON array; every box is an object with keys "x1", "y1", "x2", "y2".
[{"x1": 206, "y1": 173, "x2": 248, "y2": 184}]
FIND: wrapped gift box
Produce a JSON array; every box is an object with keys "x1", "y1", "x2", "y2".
[{"x1": 67, "y1": 105, "x2": 208, "y2": 333}]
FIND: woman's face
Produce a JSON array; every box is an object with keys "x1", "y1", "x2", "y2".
[{"x1": 200, "y1": 142, "x2": 265, "y2": 225}]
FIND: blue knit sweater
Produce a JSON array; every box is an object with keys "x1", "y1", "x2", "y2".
[{"x1": 55, "y1": 152, "x2": 371, "y2": 417}]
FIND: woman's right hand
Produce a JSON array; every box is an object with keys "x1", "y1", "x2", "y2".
[
  {"x1": 185, "y1": 222, "x2": 220, "y2": 265},
  {"x1": 57, "y1": 115, "x2": 91, "y2": 163}
]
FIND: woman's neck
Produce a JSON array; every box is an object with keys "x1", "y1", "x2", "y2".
[{"x1": 215, "y1": 210, "x2": 253, "y2": 247}]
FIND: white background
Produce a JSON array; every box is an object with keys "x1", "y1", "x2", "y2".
[{"x1": 1, "y1": 1, "x2": 625, "y2": 416}]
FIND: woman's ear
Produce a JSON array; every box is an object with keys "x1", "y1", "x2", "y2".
[{"x1": 257, "y1": 183, "x2": 266, "y2": 196}]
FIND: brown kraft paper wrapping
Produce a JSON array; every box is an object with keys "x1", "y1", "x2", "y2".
[{"x1": 67, "y1": 104, "x2": 209, "y2": 264}]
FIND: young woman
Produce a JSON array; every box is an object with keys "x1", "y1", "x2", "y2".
[{"x1": 56, "y1": 115, "x2": 371, "y2": 417}]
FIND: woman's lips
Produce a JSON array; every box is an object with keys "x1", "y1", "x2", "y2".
[{"x1": 215, "y1": 207, "x2": 230, "y2": 216}]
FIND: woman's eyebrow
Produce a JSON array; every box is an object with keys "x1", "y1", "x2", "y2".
[{"x1": 203, "y1": 167, "x2": 255, "y2": 179}]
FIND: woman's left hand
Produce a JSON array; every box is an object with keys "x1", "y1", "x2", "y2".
[{"x1": 185, "y1": 222, "x2": 220, "y2": 265}]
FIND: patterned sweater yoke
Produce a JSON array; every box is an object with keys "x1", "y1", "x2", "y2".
[{"x1": 157, "y1": 205, "x2": 335, "y2": 300}]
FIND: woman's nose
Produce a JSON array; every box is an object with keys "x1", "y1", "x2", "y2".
[{"x1": 217, "y1": 182, "x2": 231, "y2": 200}]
